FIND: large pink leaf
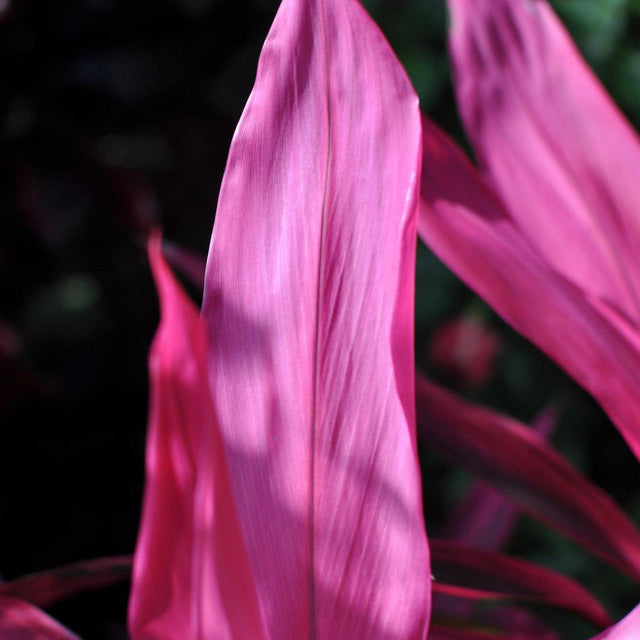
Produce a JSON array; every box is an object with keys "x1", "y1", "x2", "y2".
[
  {"x1": 418, "y1": 115, "x2": 640, "y2": 463},
  {"x1": 431, "y1": 541, "x2": 610, "y2": 628},
  {"x1": 0, "y1": 556, "x2": 131, "y2": 608},
  {"x1": 128, "y1": 235, "x2": 265, "y2": 640},
  {"x1": 592, "y1": 604, "x2": 640, "y2": 640},
  {"x1": 201, "y1": 0, "x2": 429, "y2": 637},
  {"x1": 0, "y1": 596, "x2": 80, "y2": 639},
  {"x1": 448, "y1": 0, "x2": 640, "y2": 322},
  {"x1": 416, "y1": 374, "x2": 640, "y2": 582}
]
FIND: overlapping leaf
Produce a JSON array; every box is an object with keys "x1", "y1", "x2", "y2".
[
  {"x1": 0, "y1": 596, "x2": 80, "y2": 640},
  {"x1": 416, "y1": 374, "x2": 640, "y2": 581},
  {"x1": 431, "y1": 541, "x2": 610, "y2": 628},
  {"x1": 440, "y1": 404, "x2": 558, "y2": 551},
  {"x1": 429, "y1": 0, "x2": 640, "y2": 461},
  {"x1": 128, "y1": 236, "x2": 265, "y2": 640},
  {"x1": 0, "y1": 557, "x2": 131, "y2": 609},
  {"x1": 448, "y1": 0, "x2": 640, "y2": 320}
]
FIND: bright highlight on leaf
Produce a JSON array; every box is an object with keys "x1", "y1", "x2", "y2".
[
  {"x1": 129, "y1": 0, "x2": 430, "y2": 636},
  {"x1": 426, "y1": 0, "x2": 640, "y2": 462}
]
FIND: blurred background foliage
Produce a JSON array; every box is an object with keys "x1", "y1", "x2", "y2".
[{"x1": 0, "y1": 0, "x2": 638, "y2": 637}]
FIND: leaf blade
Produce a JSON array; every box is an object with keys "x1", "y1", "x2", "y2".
[
  {"x1": 202, "y1": 0, "x2": 430, "y2": 636},
  {"x1": 418, "y1": 115, "x2": 640, "y2": 464},
  {"x1": 431, "y1": 540, "x2": 611, "y2": 628},
  {"x1": 0, "y1": 596, "x2": 80, "y2": 640},
  {"x1": 448, "y1": 0, "x2": 640, "y2": 320},
  {"x1": 128, "y1": 235, "x2": 265, "y2": 640},
  {"x1": 0, "y1": 557, "x2": 131, "y2": 609}
]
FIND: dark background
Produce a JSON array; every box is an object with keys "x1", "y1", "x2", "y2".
[{"x1": 1, "y1": 0, "x2": 639, "y2": 637}]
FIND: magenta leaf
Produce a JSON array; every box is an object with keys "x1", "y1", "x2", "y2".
[
  {"x1": 418, "y1": 115, "x2": 640, "y2": 464},
  {"x1": 128, "y1": 235, "x2": 265, "y2": 640},
  {"x1": 201, "y1": 0, "x2": 429, "y2": 636},
  {"x1": 436, "y1": 0, "x2": 640, "y2": 461},
  {"x1": 440, "y1": 402, "x2": 559, "y2": 552},
  {"x1": 448, "y1": 0, "x2": 640, "y2": 321},
  {"x1": 0, "y1": 596, "x2": 80, "y2": 639},
  {"x1": 416, "y1": 374, "x2": 640, "y2": 582},
  {"x1": 0, "y1": 557, "x2": 131, "y2": 609},
  {"x1": 431, "y1": 540, "x2": 610, "y2": 628}
]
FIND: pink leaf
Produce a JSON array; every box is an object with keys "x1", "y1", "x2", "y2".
[
  {"x1": 416, "y1": 374, "x2": 640, "y2": 582},
  {"x1": 0, "y1": 556, "x2": 131, "y2": 609},
  {"x1": 418, "y1": 114, "x2": 640, "y2": 464},
  {"x1": 448, "y1": 0, "x2": 640, "y2": 322},
  {"x1": 431, "y1": 540, "x2": 610, "y2": 628},
  {"x1": 201, "y1": 0, "x2": 429, "y2": 636},
  {"x1": 0, "y1": 596, "x2": 80, "y2": 639},
  {"x1": 128, "y1": 235, "x2": 265, "y2": 640},
  {"x1": 440, "y1": 402, "x2": 559, "y2": 552}
]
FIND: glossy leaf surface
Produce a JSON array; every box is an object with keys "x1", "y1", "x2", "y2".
[
  {"x1": 418, "y1": 115, "x2": 640, "y2": 463},
  {"x1": 128, "y1": 236, "x2": 265, "y2": 640},
  {"x1": 441, "y1": 0, "x2": 640, "y2": 460},
  {"x1": 201, "y1": 0, "x2": 429, "y2": 637},
  {"x1": 448, "y1": 0, "x2": 640, "y2": 321}
]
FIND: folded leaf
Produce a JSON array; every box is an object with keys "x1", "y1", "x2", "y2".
[
  {"x1": 418, "y1": 115, "x2": 640, "y2": 464},
  {"x1": 416, "y1": 374, "x2": 640, "y2": 582},
  {"x1": 448, "y1": 0, "x2": 640, "y2": 321},
  {"x1": 128, "y1": 235, "x2": 265, "y2": 640},
  {"x1": 0, "y1": 556, "x2": 131, "y2": 608},
  {"x1": 0, "y1": 596, "x2": 80, "y2": 639},
  {"x1": 431, "y1": 540, "x2": 610, "y2": 628},
  {"x1": 592, "y1": 603, "x2": 640, "y2": 640},
  {"x1": 201, "y1": 0, "x2": 429, "y2": 636}
]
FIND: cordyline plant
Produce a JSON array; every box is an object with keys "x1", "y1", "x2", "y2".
[{"x1": 1, "y1": 0, "x2": 639, "y2": 638}]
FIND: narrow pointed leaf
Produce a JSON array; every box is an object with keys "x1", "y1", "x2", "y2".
[
  {"x1": 441, "y1": 403, "x2": 559, "y2": 551},
  {"x1": 0, "y1": 596, "x2": 80, "y2": 639},
  {"x1": 448, "y1": 0, "x2": 640, "y2": 320},
  {"x1": 128, "y1": 235, "x2": 265, "y2": 640},
  {"x1": 416, "y1": 374, "x2": 640, "y2": 581},
  {"x1": 0, "y1": 556, "x2": 131, "y2": 609},
  {"x1": 592, "y1": 604, "x2": 640, "y2": 640},
  {"x1": 431, "y1": 540, "x2": 610, "y2": 628},
  {"x1": 418, "y1": 115, "x2": 640, "y2": 463},
  {"x1": 201, "y1": 0, "x2": 429, "y2": 637}
]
